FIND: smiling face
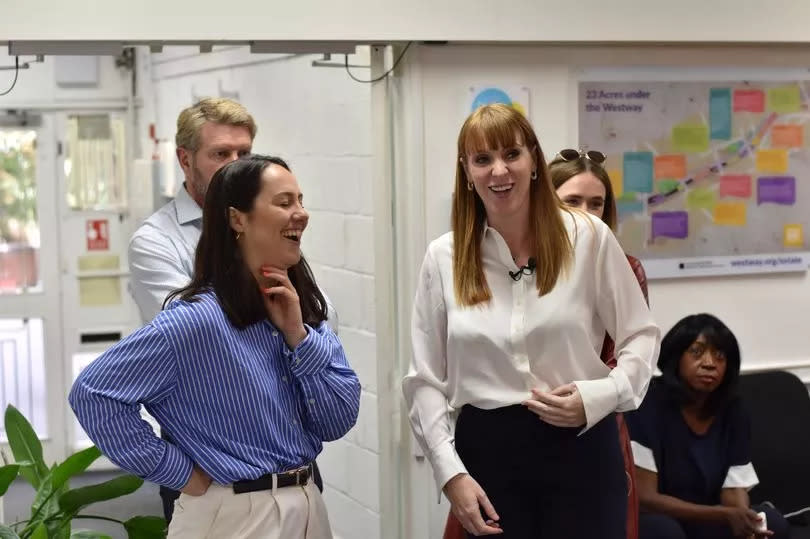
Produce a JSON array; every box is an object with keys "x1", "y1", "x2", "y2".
[
  {"x1": 463, "y1": 136, "x2": 536, "y2": 225},
  {"x1": 229, "y1": 163, "x2": 308, "y2": 273}
]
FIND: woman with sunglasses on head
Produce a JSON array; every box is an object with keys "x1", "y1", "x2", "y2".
[
  {"x1": 549, "y1": 147, "x2": 648, "y2": 308},
  {"x1": 404, "y1": 104, "x2": 660, "y2": 538},
  {"x1": 626, "y1": 314, "x2": 789, "y2": 539},
  {"x1": 549, "y1": 148, "x2": 648, "y2": 539}
]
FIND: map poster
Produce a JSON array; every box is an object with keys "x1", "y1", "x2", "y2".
[{"x1": 579, "y1": 81, "x2": 810, "y2": 279}]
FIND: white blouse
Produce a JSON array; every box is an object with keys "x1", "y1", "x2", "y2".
[{"x1": 402, "y1": 210, "x2": 661, "y2": 491}]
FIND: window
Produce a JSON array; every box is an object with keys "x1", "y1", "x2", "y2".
[
  {"x1": 65, "y1": 114, "x2": 127, "y2": 211},
  {"x1": 0, "y1": 129, "x2": 40, "y2": 294}
]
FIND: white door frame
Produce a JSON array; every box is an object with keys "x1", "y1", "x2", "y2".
[{"x1": 371, "y1": 42, "x2": 452, "y2": 539}]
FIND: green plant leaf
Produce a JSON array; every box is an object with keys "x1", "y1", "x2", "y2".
[
  {"x1": 4, "y1": 405, "x2": 47, "y2": 488},
  {"x1": 26, "y1": 470, "x2": 68, "y2": 539},
  {"x1": 30, "y1": 523, "x2": 48, "y2": 539},
  {"x1": 58, "y1": 475, "x2": 143, "y2": 515},
  {"x1": 46, "y1": 519, "x2": 71, "y2": 539},
  {"x1": 0, "y1": 463, "x2": 19, "y2": 496},
  {"x1": 71, "y1": 531, "x2": 113, "y2": 539},
  {"x1": 123, "y1": 516, "x2": 167, "y2": 539},
  {"x1": 0, "y1": 524, "x2": 20, "y2": 539},
  {"x1": 52, "y1": 447, "x2": 102, "y2": 490}
]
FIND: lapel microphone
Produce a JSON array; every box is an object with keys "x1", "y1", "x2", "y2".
[{"x1": 509, "y1": 257, "x2": 537, "y2": 281}]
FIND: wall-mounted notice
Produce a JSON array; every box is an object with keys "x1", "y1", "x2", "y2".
[
  {"x1": 579, "y1": 80, "x2": 810, "y2": 278},
  {"x1": 468, "y1": 86, "x2": 530, "y2": 117}
]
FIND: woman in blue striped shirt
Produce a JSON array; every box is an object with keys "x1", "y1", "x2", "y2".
[{"x1": 70, "y1": 155, "x2": 361, "y2": 539}]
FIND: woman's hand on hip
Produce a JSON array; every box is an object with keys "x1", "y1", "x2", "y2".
[
  {"x1": 261, "y1": 266, "x2": 307, "y2": 348},
  {"x1": 523, "y1": 383, "x2": 586, "y2": 428},
  {"x1": 181, "y1": 465, "x2": 212, "y2": 496},
  {"x1": 443, "y1": 473, "x2": 502, "y2": 536}
]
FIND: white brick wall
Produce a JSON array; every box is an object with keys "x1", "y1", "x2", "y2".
[{"x1": 147, "y1": 46, "x2": 380, "y2": 539}]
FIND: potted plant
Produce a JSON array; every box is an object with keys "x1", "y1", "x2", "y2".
[{"x1": 0, "y1": 405, "x2": 167, "y2": 538}]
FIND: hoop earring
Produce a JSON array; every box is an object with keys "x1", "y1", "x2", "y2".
[
  {"x1": 531, "y1": 170, "x2": 538, "y2": 180},
  {"x1": 467, "y1": 182, "x2": 473, "y2": 191}
]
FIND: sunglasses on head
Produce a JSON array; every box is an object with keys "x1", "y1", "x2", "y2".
[{"x1": 557, "y1": 148, "x2": 606, "y2": 164}]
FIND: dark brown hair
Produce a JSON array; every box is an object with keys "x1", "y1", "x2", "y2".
[{"x1": 166, "y1": 154, "x2": 327, "y2": 328}]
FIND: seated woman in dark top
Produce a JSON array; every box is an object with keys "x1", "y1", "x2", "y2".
[{"x1": 626, "y1": 313, "x2": 789, "y2": 539}]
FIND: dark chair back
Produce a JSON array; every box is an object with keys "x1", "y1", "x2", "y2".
[{"x1": 739, "y1": 370, "x2": 810, "y2": 515}]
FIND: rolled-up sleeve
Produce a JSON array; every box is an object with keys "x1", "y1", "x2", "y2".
[
  {"x1": 289, "y1": 322, "x2": 361, "y2": 442},
  {"x1": 68, "y1": 325, "x2": 193, "y2": 490},
  {"x1": 402, "y1": 248, "x2": 468, "y2": 492},
  {"x1": 575, "y1": 226, "x2": 661, "y2": 430}
]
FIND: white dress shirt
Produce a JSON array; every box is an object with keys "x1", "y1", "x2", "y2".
[
  {"x1": 402, "y1": 210, "x2": 661, "y2": 491},
  {"x1": 129, "y1": 185, "x2": 201, "y2": 324},
  {"x1": 128, "y1": 184, "x2": 338, "y2": 329}
]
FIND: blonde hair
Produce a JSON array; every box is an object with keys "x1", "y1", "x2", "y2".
[
  {"x1": 452, "y1": 104, "x2": 572, "y2": 306},
  {"x1": 175, "y1": 98, "x2": 257, "y2": 152},
  {"x1": 548, "y1": 156, "x2": 617, "y2": 230}
]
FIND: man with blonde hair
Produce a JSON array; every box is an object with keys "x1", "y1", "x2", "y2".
[
  {"x1": 129, "y1": 98, "x2": 256, "y2": 321},
  {"x1": 128, "y1": 98, "x2": 328, "y2": 523}
]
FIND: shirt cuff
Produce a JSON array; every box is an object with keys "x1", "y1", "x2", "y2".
[
  {"x1": 289, "y1": 325, "x2": 332, "y2": 376},
  {"x1": 630, "y1": 441, "x2": 657, "y2": 472},
  {"x1": 429, "y1": 441, "x2": 469, "y2": 497},
  {"x1": 573, "y1": 377, "x2": 619, "y2": 432},
  {"x1": 145, "y1": 442, "x2": 194, "y2": 490},
  {"x1": 723, "y1": 462, "x2": 759, "y2": 490}
]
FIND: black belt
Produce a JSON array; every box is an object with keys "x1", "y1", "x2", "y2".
[{"x1": 232, "y1": 464, "x2": 312, "y2": 494}]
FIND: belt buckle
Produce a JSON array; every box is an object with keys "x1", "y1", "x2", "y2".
[{"x1": 295, "y1": 466, "x2": 306, "y2": 485}]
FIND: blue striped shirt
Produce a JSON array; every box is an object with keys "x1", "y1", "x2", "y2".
[{"x1": 69, "y1": 290, "x2": 361, "y2": 490}]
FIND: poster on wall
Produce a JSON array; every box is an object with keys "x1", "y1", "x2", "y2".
[
  {"x1": 579, "y1": 80, "x2": 810, "y2": 279},
  {"x1": 86, "y1": 219, "x2": 109, "y2": 251},
  {"x1": 468, "y1": 86, "x2": 530, "y2": 117}
]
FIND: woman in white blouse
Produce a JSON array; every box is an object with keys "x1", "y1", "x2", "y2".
[{"x1": 402, "y1": 104, "x2": 661, "y2": 538}]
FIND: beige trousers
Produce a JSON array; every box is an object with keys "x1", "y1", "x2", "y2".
[{"x1": 167, "y1": 479, "x2": 332, "y2": 539}]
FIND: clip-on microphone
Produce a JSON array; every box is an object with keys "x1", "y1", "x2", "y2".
[{"x1": 509, "y1": 257, "x2": 537, "y2": 281}]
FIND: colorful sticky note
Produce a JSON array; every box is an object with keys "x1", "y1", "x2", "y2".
[
  {"x1": 755, "y1": 149, "x2": 789, "y2": 173},
  {"x1": 713, "y1": 202, "x2": 747, "y2": 226},
  {"x1": 770, "y1": 124, "x2": 804, "y2": 148},
  {"x1": 758, "y1": 176, "x2": 796, "y2": 205},
  {"x1": 672, "y1": 124, "x2": 709, "y2": 153},
  {"x1": 656, "y1": 179, "x2": 681, "y2": 194},
  {"x1": 767, "y1": 85, "x2": 801, "y2": 113},
  {"x1": 733, "y1": 89, "x2": 765, "y2": 113},
  {"x1": 651, "y1": 211, "x2": 688, "y2": 239},
  {"x1": 724, "y1": 140, "x2": 745, "y2": 154},
  {"x1": 784, "y1": 224, "x2": 804, "y2": 247},
  {"x1": 616, "y1": 198, "x2": 644, "y2": 216},
  {"x1": 654, "y1": 154, "x2": 687, "y2": 179},
  {"x1": 719, "y1": 175, "x2": 752, "y2": 198},
  {"x1": 607, "y1": 169, "x2": 623, "y2": 197},
  {"x1": 623, "y1": 152, "x2": 654, "y2": 193},
  {"x1": 686, "y1": 187, "x2": 717, "y2": 210},
  {"x1": 710, "y1": 88, "x2": 732, "y2": 140}
]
